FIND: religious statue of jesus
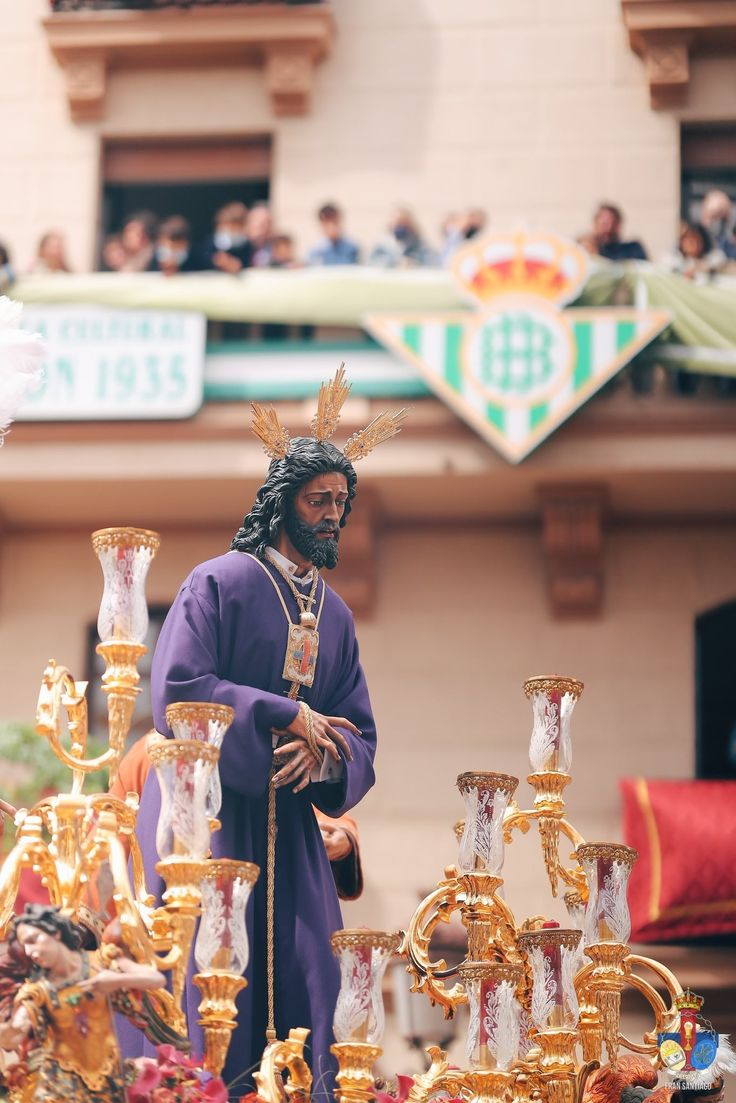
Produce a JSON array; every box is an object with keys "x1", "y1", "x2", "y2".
[{"x1": 130, "y1": 368, "x2": 406, "y2": 1096}]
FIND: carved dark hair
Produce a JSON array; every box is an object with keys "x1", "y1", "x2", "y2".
[
  {"x1": 231, "y1": 438, "x2": 357, "y2": 558},
  {"x1": 12, "y1": 904, "x2": 83, "y2": 951}
]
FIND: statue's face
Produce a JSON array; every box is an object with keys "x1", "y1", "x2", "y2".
[
  {"x1": 285, "y1": 471, "x2": 349, "y2": 569},
  {"x1": 15, "y1": 924, "x2": 63, "y2": 970}
]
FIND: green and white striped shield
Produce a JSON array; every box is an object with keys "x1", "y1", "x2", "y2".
[{"x1": 366, "y1": 302, "x2": 670, "y2": 463}]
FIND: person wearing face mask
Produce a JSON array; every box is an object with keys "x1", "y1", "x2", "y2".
[
  {"x1": 152, "y1": 216, "x2": 202, "y2": 276},
  {"x1": 201, "y1": 201, "x2": 253, "y2": 274},
  {"x1": 700, "y1": 189, "x2": 736, "y2": 260},
  {"x1": 369, "y1": 206, "x2": 436, "y2": 268}
]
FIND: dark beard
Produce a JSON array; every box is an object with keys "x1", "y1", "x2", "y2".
[{"x1": 284, "y1": 510, "x2": 341, "y2": 570}]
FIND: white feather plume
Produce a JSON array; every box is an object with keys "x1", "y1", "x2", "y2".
[{"x1": 0, "y1": 296, "x2": 45, "y2": 439}]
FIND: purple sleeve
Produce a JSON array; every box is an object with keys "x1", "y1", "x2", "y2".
[
  {"x1": 310, "y1": 633, "x2": 376, "y2": 818},
  {"x1": 151, "y1": 584, "x2": 299, "y2": 798}
]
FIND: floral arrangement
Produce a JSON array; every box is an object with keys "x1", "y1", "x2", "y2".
[{"x1": 126, "y1": 1045, "x2": 228, "y2": 1103}]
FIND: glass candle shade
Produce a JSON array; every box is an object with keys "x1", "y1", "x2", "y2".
[
  {"x1": 524, "y1": 676, "x2": 583, "y2": 774},
  {"x1": 165, "y1": 702, "x2": 235, "y2": 821},
  {"x1": 456, "y1": 772, "x2": 518, "y2": 876},
  {"x1": 575, "y1": 843, "x2": 637, "y2": 945},
  {"x1": 150, "y1": 741, "x2": 219, "y2": 860},
  {"x1": 92, "y1": 528, "x2": 160, "y2": 643},
  {"x1": 194, "y1": 859, "x2": 259, "y2": 976},
  {"x1": 563, "y1": 891, "x2": 587, "y2": 970},
  {"x1": 460, "y1": 961, "x2": 523, "y2": 1071},
  {"x1": 517, "y1": 928, "x2": 582, "y2": 1031},
  {"x1": 331, "y1": 929, "x2": 400, "y2": 1046}
]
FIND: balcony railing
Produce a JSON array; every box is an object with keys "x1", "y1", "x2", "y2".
[{"x1": 50, "y1": 0, "x2": 321, "y2": 9}]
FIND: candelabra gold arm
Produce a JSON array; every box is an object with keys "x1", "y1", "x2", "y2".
[
  {"x1": 97, "y1": 813, "x2": 159, "y2": 963},
  {"x1": 627, "y1": 953, "x2": 683, "y2": 1005},
  {"x1": 612, "y1": 954, "x2": 683, "y2": 1056},
  {"x1": 503, "y1": 775, "x2": 588, "y2": 899},
  {"x1": 407, "y1": 1047, "x2": 455, "y2": 1103},
  {"x1": 331, "y1": 1041, "x2": 382, "y2": 1103},
  {"x1": 414, "y1": 1067, "x2": 514, "y2": 1103},
  {"x1": 401, "y1": 874, "x2": 466, "y2": 1017},
  {"x1": 88, "y1": 794, "x2": 156, "y2": 910},
  {"x1": 0, "y1": 817, "x2": 61, "y2": 934},
  {"x1": 35, "y1": 661, "x2": 128, "y2": 791},
  {"x1": 254, "y1": 1026, "x2": 312, "y2": 1103}
]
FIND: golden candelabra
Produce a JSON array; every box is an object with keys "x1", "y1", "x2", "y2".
[
  {"x1": 0, "y1": 527, "x2": 694, "y2": 1103},
  {"x1": 0, "y1": 527, "x2": 255, "y2": 1077}
]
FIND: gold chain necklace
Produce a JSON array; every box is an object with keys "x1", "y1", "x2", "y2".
[
  {"x1": 263, "y1": 551, "x2": 320, "y2": 629},
  {"x1": 243, "y1": 552, "x2": 325, "y2": 1044}
]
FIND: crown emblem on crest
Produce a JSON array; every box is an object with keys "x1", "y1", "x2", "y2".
[
  {"x1": 251, "y1": 363, "x2": 408, "y2": 462},
  {"x1": 675, "y1": 989, "x2": 705, "y2": 1013},
  {"x1": 452, "y1": 230, "x2": 589, "y2": 308}
]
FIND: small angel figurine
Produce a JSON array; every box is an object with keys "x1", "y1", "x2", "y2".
[{"x1": 0, "y1": 904, "x2": 166, "y2": 1103}]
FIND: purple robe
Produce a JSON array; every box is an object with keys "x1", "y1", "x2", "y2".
[{"x1": 130, "y1": 551, "x2": 377, "y2": 1095}]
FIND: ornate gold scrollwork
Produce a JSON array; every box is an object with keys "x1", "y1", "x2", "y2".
[
  {"x1": 255, "y1": 1027, "x2": 313, "y2": 1103},
  {"x1": 401, "y1": 874, "x2": 466, "y2": 1017}
]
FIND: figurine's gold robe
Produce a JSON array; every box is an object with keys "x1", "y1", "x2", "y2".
[{"x1": 14, "y1": 950, "x2": 124, "y2": 1103}]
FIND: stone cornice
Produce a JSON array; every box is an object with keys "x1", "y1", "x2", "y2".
[
  {"x1": 621, "y1": 0, "x2": 736, "y2": 107},
  {"x1": 43, "y1": 3, "x2": 335, "y2": 121}
]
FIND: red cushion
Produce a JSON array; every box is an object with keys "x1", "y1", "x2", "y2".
[{"x1": 620, "y1": 778, "x2": 736, "y2": 942}]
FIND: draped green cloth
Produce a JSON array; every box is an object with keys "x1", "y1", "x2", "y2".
[{"x1": 12, "y1": 261, "x2": 736, "y2": 375}]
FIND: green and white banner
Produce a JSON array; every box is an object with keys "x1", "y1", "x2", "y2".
[
  {"x1": 366, "y1": 231, "x2": 670, "y2": 463},
  {"x1": 367, "y1": 307, "x2": 669, "y2": 463}
]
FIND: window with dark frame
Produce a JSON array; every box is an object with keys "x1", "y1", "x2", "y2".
[
  {"x1": 681, "y1": 123, "x2": 736, "y2": 221},
  {"x1": 100, "y1": 135, "x2": 272, "y2": 266},
  {"x1": 695, "y1": 598, "x2": 736, "y2": 780}
]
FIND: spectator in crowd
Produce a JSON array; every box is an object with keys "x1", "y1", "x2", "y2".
[
  {"x1": 370, "y1": 206, "x2": 436, "y2": 267},
  {"x1": 0, "y1": 242, "x2": 14, "y2": 293},
  {"x1": 441, "y1": 207, "x2": 488, "y2": 264},
  {"x1": 29, "y1": 230, "x2": 71, "y2": 274},
  {"x1": 247, "y1": 203, "x2": 274, "y2": 267},
  {"x1": 152, "y1": 216, "x2": 200, "y2": 276},
  {"x1": 201, "y1": 201, "x2": 252, "y2": 274},
  {"x1": 119, "y1": 210, "x2": 158, "y2": 272},
  {"x1": 268, "y1": 233, "x2": 298, "y2": 268},
  {"x1": 307, "y1": 202, "x2": 360, "y2": 265},
  {"x1": 101, "y1": 234, "x2": 127, "y2": 273},
  {"x1": 662, "y1": 221, "x2": 725, "y2": 281},
  {"x1": 588, "y1": 202, "x2": 648, "y2": 261},
  {"x1": 700, "y1": 188, "x2": 736, "y2": 259}
]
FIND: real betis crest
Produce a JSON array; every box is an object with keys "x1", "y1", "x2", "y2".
[{"x1": 366, "y1": 231, "x2": 670, "y2": 463}]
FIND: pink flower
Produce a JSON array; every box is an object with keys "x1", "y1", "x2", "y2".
[
  {"x1": 375, "y1": 1075, "x2": 414, "y2": 1103},
  {"x1": 156, "y1": 1045, "x2": 192, "y2": 1070},
  {"x1": 202, "y1": 1078, "x2": 227, "y2": 1103},
  {"x1": 127, "y1": 1062, "x2": 163, "y2": 1103}
]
